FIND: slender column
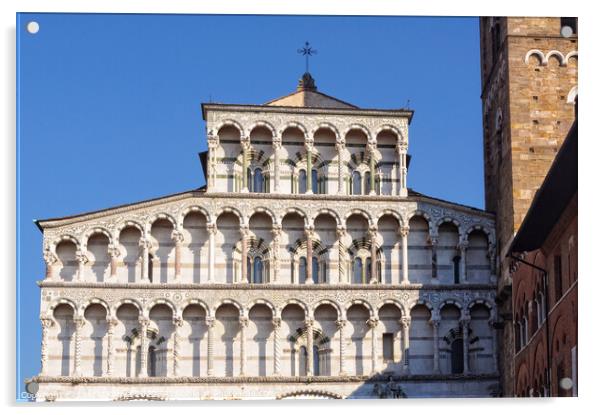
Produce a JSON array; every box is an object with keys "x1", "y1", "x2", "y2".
[
  {"x1": 75, "y1": 250, "x2": 88, "y2": 282},
  {"x1": 172, "y1": 316, "x2": 183, "y2": 377},
  {"x1": 171, "y1": 230, "x2": 184, "y2": 281},
  {"x1": 106, "y1": 317, "x2": 118, "y2": 376},
  {"x1": 305, "y1": 319, "x2": 314, "y2": 376},
  {"x1": 367, "y1": 318, "x2": 379, "y2": 374},
  {"x1": 429, "y1": 235, "x2": 438, "y2": 279},
  {"x1": 207, "y1": 134, "x2": 218, "y2": 191},
  {"x1": 73, "y1": 316, "x2": 85, "y2": 376},
  {"x1": 369, "y1": 227, "x2": 378, "y2": 283},
  {"x1": 461, "y1": 317, "x2": 471, "y2": 374},
  {"x1": 305, "y1": 226, "x2": 314, "y2": 284},
  {"x1": 337, "y1": 227, "x2": 347, "y2": 283},
  {"x1": 368, "y1": 143, "x2": 376, "y2": 195},
  {"x1": 272, "y1": 317, "x2": 282, "y2": 375},
  {"x1": 305, "y1": 142, "x2": 313, "y2": 194},
  {"x1": 43, "y1": 249, "x2": 57, "y2": 281},
  {"x1": 400, "y1": 226, "x2": 410, "y2": 284},
  {"x1": 430, "y1": 317, "x2": 441, "y2": 373},
  {"x1": 241, "y1": 139, "x2": 250, "y2": 193},
  {"x1": 138, "y1": 316, "x2": 150, "y2": 377},
  {"x1": 271, "y1": 226, "x2": 282, "y2": 284},
  {"x1": 239, "y1": 316, "x2": 249, "y2": 376},
  {"x1": 336, "y1": 142, "x2": 345, "y2": 195},
  {"x1": 489, "y1": 317, "x2": 499, "y2": 373},
  {"x1": 139, "y1": 237, "x2": 151, "y2": 283},
  {"x1": 273, "y1": 139, "x2": 281, "y2": 193},
  {"x1": 108, "y1": 244, "x2": 120, "y2": 280},
  {"x1": 207, "y1": 223, "x2": 216, "y2": 283},
  {"x1": 400, "y1": 316, "x2": 411, "y2": 372},
  {"x1": 40, "y1": 317, "x2": 54, "y2": 375},
  {"x1": 458, "y1": 239, "x2": 468, "y2": 283},
  {"x1": 240, "y1": 226, "x2": 249, "y2": 283},
  {"x1": 336, "y1": 319, "x2": 347, "y2": 375},
  {"x1": 206, "y1": 317, "x2": 215, "y2": 376}
]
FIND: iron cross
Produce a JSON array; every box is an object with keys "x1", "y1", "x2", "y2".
[{"x1": 297, "y1": 41, "x2": 317, "y2": 73}]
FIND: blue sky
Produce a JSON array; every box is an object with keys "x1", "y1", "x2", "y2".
[{"x1": 16, "y1": 13, "x2": 483, "y2": 398}]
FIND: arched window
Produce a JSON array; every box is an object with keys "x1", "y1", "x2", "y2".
[
  {"x1": 451, "y1": 338, "x2": 463, "y2": 374},
  {"x1": 252, "y1": 167, "x2": 264, "y2": 193},
  {"x1": 313, "y1": 345, "x2": 320, "y2": 376},
  {"x1": 353, "y1": 257, "x2": 363, "y2": 284},
  {"x1": 311, "y1": 168, "x2": 318, "y2": 194},
  {"x1": 299, "y1": 256, "x2": 307, "y2": 284},
  {"x1": 246, "y1": 167, "x2": 252, "y2": 191},
  {"x1": 148, "y1": 345, "x2": 157, "y2": 377},
  {"x1": 366, "y1": 257, "x2": 372, "y2": 282},
  {"x1": 299, "y1": 346, "x2": 307, "y2": 376},
  {"x1": 352, "y1": 171, "x2": 361, "y2": 195},
  {"x1": 148, "y1": 254, "x2": 154, "y2": 283},
  {"x1": 312, "y1": 256, "x2": 319, "y2": 284},
  {"x1": 246, "y1": 256, "x2": 252, "y2": 283},
  {"x1": 364, "y1": 172, "x2": 371, "y2": 195},
  {"x1": 299, "y1": 170, "x2": 307, "y2": 194},
  {"x1": 253, "y1": 257, "x2": 263, "y2": 283},
  {"x1": 453, "y1": 256, "x2": 461, "y2": 284}
]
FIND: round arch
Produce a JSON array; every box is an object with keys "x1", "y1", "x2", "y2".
[
  {"x1": 214, "y1": 299, "x2": 244, "y2": 316},
  {"x1": 214, "y1": 119, "x2": 244, "y2": 137},
  {"x1": 376, "y1": 299, "x2": 406, "y2": 317},
  {"x1": 46, "y1": 298, "x2": 78, "y2": 318},
  {"x1": 375, "y1": 124, "x2": 403, "y2": 142},
  {"x1": 112, "y1": 298, "x2": 144, "y2": 317},
  {"x1": 311, "y1": 209, "x2": 342, "y2": 227},
  {"x1": 311, "y1": 122, "x2": 341, "y2": 141},
  {"x1": 249, "y1": 207, "x2": 278, "y2": 226},
  {"x1": 181, "y1": 299, "x2": 211, "y2": 317},
  {"x1": 280, "y1": 299, "x2": 310, "y2": 318},
  {"x1": 279, "y1": 121, "x2": 308, "y2": 138},
  {"x1": 82, "y1": 227, "x2": 113, "y2": 248},
  {"x1": 312, "y1": 299, "x2": 342, "y2": 320},
  {"x1": 524, "y1": 49, "x2": 546, "y2": 65},
  {"x1": 344, "y1": 299, "x2": 375, "y2": 319},
  {"x1": 343, "y1": 123, "x2": 371, "y2": 142},
  {"x1": 80, "y1": 298, "x2": 111, "y2": 317},
  {"x1": 248, "y1": 120, "x2": 277, "y2": 138},
  {"x1": 179, "y1": 205, "x2": 212, "y2": 227}
]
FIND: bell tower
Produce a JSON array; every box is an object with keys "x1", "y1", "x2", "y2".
[{"x1": 479, "y1": 16, "x2": 578, "y2": 396}]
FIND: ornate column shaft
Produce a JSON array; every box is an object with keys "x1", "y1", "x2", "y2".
[
  {"x1": 305, "y1": 226, "x2": 314, "y2": 284},
  {"x1": 369, "y1": 227, "x2": 378, "y2": 283},
  {"x1": 206, "y1": 317, "x2": 215, "y2": 376},
  {"x1": 173, "y1": 317, "x2": 183, "y2": 377},
  {"x1": 73, "y1": 317, "x2": 85, "y2": 376},
  {"x1": 240, "y1": 226, "x2": 249, "y2": 283},
  {"x1": 337, "y1": 227, "x2": 347, "y2": 283},
  {"x1": 43, "y1": 249, "x2": 57, "y2": 281},
  {"x1": 271, "y1": 226, "x2": 282, "y2": 284},
  {"x1": 400, "y1": 226, "x2": 410, "y2": 284},
  {"x1": 272, "y1": 317, "x2": 282, "y2": 375},
  {"x1": 336, "y1": 142, "x2": 345, "y2": 195},
  {"x1": 367, "y1": 318, "x2": 379, "y2": 374},
  {"x1": 138, "y1": 316, "x2": 150, "y2": 377},
  {"x1": 489, "y1": 318, "x2": 499, "y2": 373},
  {"x1": 207, "y1": 223, "x2": 216, "y2": 283},
  {"x1": 397, "y1": 142, "x2": 408, "y2": 195},
  {"x1": 75, "y1": 250, "x2": 88, "y2": 282},
  {"x1": 108, "y1": 244, "x2": 119, "y2": 280},
  {"x1": 139, "y1": 237, "x2": 151, "y2": 283},
  {"x1": 430, "y1": 318, "x2": 441, "y2": 373},
  {"x1": 207, "y1": 134, "x2": 218, "y2": 191},
  {"x1": 241, "y1": 139, "x2": 250, "y2": 192},
  {"x1": 273, "y1": 139, "x2": 281, "y2": 193},
  {"x1": 461, "y1": 317, "x2": 471, "y2": 374},
  {"x1": 171, "y1": 230, "x2": 184, "y2": 281},
  {"x1": 369, "y1": 143, "x2": 376, "y2": 195},
  {"x1": 305, "y1": 142, "x2": 313, "y2": 194},
  {"x1": 40, "y1": 317, "x2": 54, "y2": 375},
  {"x1": 337, "y1": 319, "x2": 347, "y2": 375},
  {"x1": 400, "y1": 316, "x2": 411, "y2": 372},
  {"x1": 106, "y1": 317, "x2": 117, "y2": 376},
  {"x1": 239, "y1": 316, "x2": 248, "y2": 376},
  {"x1": 430, "y1": 235, "x2": 438, "y2": 279},
  {"x1": 305, "y1": 319, "x2": 314, "y2": 376},
  {"x1": 459, "y1": 240, "x2": 468, "y2": 283}
]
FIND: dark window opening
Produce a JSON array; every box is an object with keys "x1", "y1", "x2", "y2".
[
  {"x1": 383, "y1": 333, "x2": 394, "y2": 362},
  {"x1": 451, "y1": 338, "x2": 464, "y2": 374},
  {"x1": 453, "y1": 256, "x2": 461, "y2": 284},
  {"x1": 148, "y1": 254, "x2": 153, "y2": 283},
  {"x1": 554, "y1": 255, "x2": 563, "y2": 302}
]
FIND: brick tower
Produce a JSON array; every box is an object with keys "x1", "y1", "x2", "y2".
[{"x1": 479, "y1": 17, "x2": 578, "y2": 396}]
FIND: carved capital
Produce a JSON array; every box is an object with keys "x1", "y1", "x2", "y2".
[
  {"x1": 304, "y1": 226, "x2": 315, "y2": 239},
  {"x1": 239, "y1": 316, "x2": 249, "y2": 327},
  {"x1": 336, "y1": 319, "x2": 347, "y2": 330},
  {"x1": 399, "y1": 226, "x2": 410, "y2": 238},
  {"x1": 304, "y1": 319, "x2": 314, "y2": 330},
  {"x1": 40, "y1": 317, "x2": 54, "y2": 329},
  {"x1": 75, "y1": 251, "x2": 89, "y2": 265},
  {"x1": 429, "y1": 318, "x2": 441, "y2": 328},
  {"x1": 396, "y1": 142, "x2": 408, "y2": 153},
  {"x1": 366, "y1": 318, "x2": 379, "y2": 329},
  {"x1": 138, "y1": 238, "x2": 153, "y2": 250},
  {"x1": 107, "y1": 244, "x2": 121, "y2": 259},
  {"x1": 205, "y1": 317, "x2": 216, "y2": 328},
  {"x1": 106, "y1": 317, "x2": 119, "y2": 329},
  {"x1": 271, "y1": 317, "x2": 282, "y2": 328},
  {"x1": 368, "y1": 226, "x2": 379, "y2": 241},
  {"x1": 457, "y1": 240, "x2": 469, "y2": 251},
  {"x1": 240, "y1": 226, "x2": 250, "y2": 238},
  {"x1": 272, "y1": 136, "x2": 282, "y2": 147},
  {"x1": 138, "y1": 316, "x2": 150, "y2": 328},
  {"x1": 172, "y1": 316, "x2": 183, "y2": 328},
  {"x1": 336, "y1": 226, "x2": 347, "y2": 239},
  {"x1": 43, "y1": 249, "x2": 58, "y2": 266},
  {"x1": 73, "y1": 317, "x2": 86, "y2": 329},
  {"x1": 206, "y1": 223, "x2": 217, "y2": 235},
  {"x1": 171, "y1": 230, "x2": 185, "y2": 244},
  {"x1": 399, "y1": 316, "x2": 411, "y2": 328},
  {"x1": 271, "y1": 225, "x2": 282, "y2": 239}
]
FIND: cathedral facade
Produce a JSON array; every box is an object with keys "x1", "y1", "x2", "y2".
[{"x1": 30, "y1": 74, "x2": 499, "y2": 400}]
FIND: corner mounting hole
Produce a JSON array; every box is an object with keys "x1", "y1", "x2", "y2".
[{"x1": 27, "y1": 21, "x2": 39, "y2": 34}]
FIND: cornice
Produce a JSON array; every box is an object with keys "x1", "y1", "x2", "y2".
[{"x1": 38, "y1": 281, "x2": 497, "y2": 290}]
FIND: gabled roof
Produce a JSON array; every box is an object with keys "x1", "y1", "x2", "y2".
[{"x1": 264, "y1": 72, "x2": 357, "y2": 109}]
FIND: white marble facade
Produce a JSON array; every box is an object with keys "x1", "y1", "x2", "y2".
[{"x1": 30, "y1": 76, "x2": 499, "y2": 400}]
